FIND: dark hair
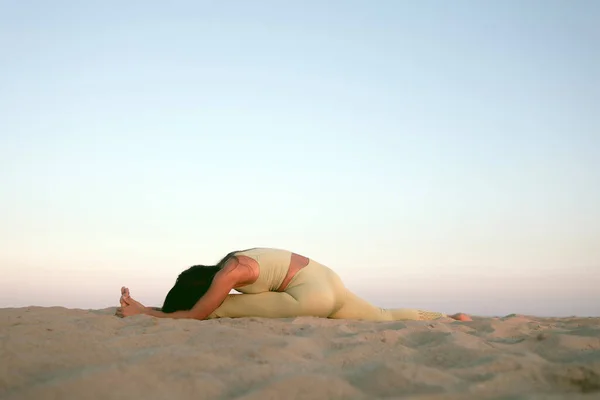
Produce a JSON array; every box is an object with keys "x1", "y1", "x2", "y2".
[{"x1": 160, "y1": 249, "x2": 251, "y2": 313}]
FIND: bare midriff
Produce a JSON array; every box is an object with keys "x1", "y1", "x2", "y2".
[
  {"x1": 233, "y1": 252, "x2": 309, "y2": 291},
  {"x1": 277, "y1": 252, "x2": 309, "y2": 292}
]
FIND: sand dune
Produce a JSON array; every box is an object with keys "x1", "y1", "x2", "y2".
[{"x1": 1, "y1": 307, "x2": 599, "y2": 399}]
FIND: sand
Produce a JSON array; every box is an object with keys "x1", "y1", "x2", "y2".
[{"x1": 0, "y1": 307, "x2": 599, "y2": 400}]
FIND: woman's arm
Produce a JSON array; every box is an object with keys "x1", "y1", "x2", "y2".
[{"x1": 142, "y1": 263, "x2": 242, "y2": 320}]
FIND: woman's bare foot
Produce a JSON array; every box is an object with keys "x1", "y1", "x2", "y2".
[
  {"x1": 116, "y1": 287, "x2": 147, "y2": 317},
  {"x1": 120, "y1": 287, "x2": 129, "y2": 307},
  {"x1": 449, "y1": 313, "x2": 472, "y2": 322},
  {"x1": 120, "y1": 286, "x2": 145, "y2": 308}
]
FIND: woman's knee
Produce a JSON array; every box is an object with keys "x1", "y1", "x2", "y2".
[{"x1": 295, "y1": 291, "x2": 337, "y2": 317}]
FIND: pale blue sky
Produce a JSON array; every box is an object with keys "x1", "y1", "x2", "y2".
[{"x1": 1, "y1": 1, "x2": 598, "y2": 316}]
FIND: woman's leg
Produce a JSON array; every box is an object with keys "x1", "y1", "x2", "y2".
[
  {"x1": 207, "y1": 282, "x2": 338, "y2": 319},
  {"x1": 328, "y1": 289, "x2": 446, "y2": 321},
  {"x1": 206, "y1": 260, "x2": 447, "y2": 321}
]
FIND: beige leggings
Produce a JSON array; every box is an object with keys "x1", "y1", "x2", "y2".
[{"x1": 207, "y1": 260, "x2": 446, "y2": 321}]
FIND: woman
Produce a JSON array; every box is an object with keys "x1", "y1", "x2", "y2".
[{"x1": 116, "y1": 247, "x2": 471, "y2": 321}]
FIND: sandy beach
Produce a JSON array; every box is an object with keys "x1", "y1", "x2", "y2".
[{"x1": 1, "y1": 307, "x2": 599, "y2": 399}]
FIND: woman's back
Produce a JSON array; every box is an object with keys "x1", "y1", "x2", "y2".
[{"x1": 233, "y1": 247, "x2": 294, "y2": 293}]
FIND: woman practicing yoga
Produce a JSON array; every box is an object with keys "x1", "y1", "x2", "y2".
[{"x1": 116, "y1": 247, "x2": 471, "y2": 321}]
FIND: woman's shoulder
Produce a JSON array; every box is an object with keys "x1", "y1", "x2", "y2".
[
  {"x1": 235, "y1": 247, "x2": 288, "y2": 255},
  {"x1": 217, "y1": 247, "x2": 291, "y2": 268},
  {"x1": 216, "y1": 247, "x2": 268, "y2": 267}
]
